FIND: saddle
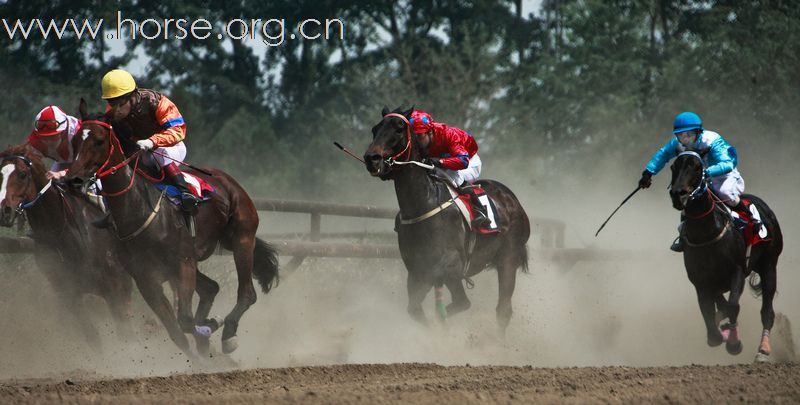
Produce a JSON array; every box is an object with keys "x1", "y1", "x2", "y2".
[{"x1": 153, "y1": 172, "x2": 215, "y2": 207}]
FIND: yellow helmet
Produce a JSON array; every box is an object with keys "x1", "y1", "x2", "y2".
[{"x1": 101, "y1": 69, "x2": 136, "y2": 99}]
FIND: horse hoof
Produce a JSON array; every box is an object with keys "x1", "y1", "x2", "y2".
[
  {"x1": 707, "y1": 336, "x2": 724, "y2": 347},
  {"x1": 222, "y1": 336, "x2": 239, "y2": 354},
  {"x1": 726, "y1": 340, "x2": 743, "y2": 355},
  {"x1": 754, "y1": 352, "x2": 771, "y2": 363}
]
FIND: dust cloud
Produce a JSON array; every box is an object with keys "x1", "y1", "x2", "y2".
[{"x1": 0, "y1": 135, "x2": 797, "y2": 380}]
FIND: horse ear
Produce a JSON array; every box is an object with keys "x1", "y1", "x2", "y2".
[
  {"x1": 381, "y1": 106, "x2": 390, "y2": 117},
  {"x1": 79, "y1": 98, "x2": 88, "y2": 120},
  {"x1": 402, "y1": 106, "x2": 414, "y2": 119}
]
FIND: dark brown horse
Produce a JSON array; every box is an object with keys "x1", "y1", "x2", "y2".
[
  {"x1": 670, "y1": 151, "x2": 782, "y2": 361},
  {"x1": 0, "y1": 143, "x2": 133, "y2": 348},
  {"x1": 65, "y1": 99, "x2": 279, "y2": 359},
  {"x1": 364, "y1": 107, "x2": 530, "y2": 333}
]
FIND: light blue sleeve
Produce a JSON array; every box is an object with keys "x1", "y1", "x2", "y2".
[
  {"x1": 706, "y1": 136, "x2": 736, "y2": 177},
  {"x1": 645, "y1": 138, "x2": 679, "y2": 175}
]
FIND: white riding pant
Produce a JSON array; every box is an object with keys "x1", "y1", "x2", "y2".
[
  {"x1": 142, "y1": 142, "x2": 187, "y2": 168},
  {"x1": 709, "y1": 168, "x2": 744, "y2": 206},
  {"x1": 442, "y1": 154, "x2": 482, "y2": 186}
]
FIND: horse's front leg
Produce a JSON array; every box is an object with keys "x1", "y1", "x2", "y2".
[
  {"x1": 723, "y1": 268, "x2": 746, "y2": 355},
  {"x1": 407, "y1": 270, "x2": 432, "y2": 325},
  {"x1": 697, "y1": 288, "x2": 724, "y2": 347}
]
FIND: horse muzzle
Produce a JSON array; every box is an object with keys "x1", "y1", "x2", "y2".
[
  {"x1": 0, "y1": 204, "x2": 18, "y2": 227},
  {"x1": 364, "y1": 152, "x2": 388, "y2": 177},
  {"x1": 669, "y1": 189, "x2": 689, "y2": 210}
]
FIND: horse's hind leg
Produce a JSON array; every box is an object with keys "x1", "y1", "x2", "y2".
[
  {"x1": 756, "y1": 256, "x2": 778, "y2": 359},
  {"x1": 495, "y1": 254, "x2": 519, "y2": 336},
  {"x1": 192, "y1": 270, "x2": 220, "y2": 356},
  {"x1": 221, "y1": 236, "x2": 257, "y2": 354},
  {"x1": 407, "y1": 271, "x2": 432, "y2": 325},
  {"x1": 724, "y1": 269, "x2": 746, "y2": 355},
  {"x1": 176, "y1": 256, "x2": 198, "y2": 334}
]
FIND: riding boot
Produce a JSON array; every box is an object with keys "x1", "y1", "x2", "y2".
[
  {"x1": 670, "y1": 215, "x2": 685, "y2": 252},
  {"x1": 462, "y1": 186, "x2": 491, "y2": 229},
  {"x1": 164, "y1": 163, "x2": 200, "y2": 214}
]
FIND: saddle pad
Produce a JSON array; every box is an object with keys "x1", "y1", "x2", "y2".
[
  {"x1": 449, "y1": 185, "x2": 500, "y2": 234},
  {"x1": 154, "y1": 172, "x2": 215, "y2": 204},
  {"x1": 732, "y1": 198, "x2": 770, "y2": 246}
]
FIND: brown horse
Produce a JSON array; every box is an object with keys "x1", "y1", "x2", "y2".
[
  {"x1": 0, "y1": 143, "x2": 133, "y2": 348},
  {"x1": 65, "y1": 99, "x2": 279, "y2": 359},
  {"x1": 364, "y1": 107, "x2": 530, "y2": 333}
]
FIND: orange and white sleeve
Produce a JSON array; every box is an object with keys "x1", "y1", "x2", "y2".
[{"x1": 149, "y1": 96, "x2": 186, "y2": 148}]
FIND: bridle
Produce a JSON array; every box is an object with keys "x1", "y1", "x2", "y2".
[
  {"x1": 79, "y1": 120, "x2": 163, "y2": 197},
  {"x1": 673, "y1": 151, "x2": 732, "y2": 246},
  {"x1": 1, "y1": 155, "x2": 53, "y2": 213},
  {"x1": 379, "y1": 113, "x2": 434, "y2": 170}
]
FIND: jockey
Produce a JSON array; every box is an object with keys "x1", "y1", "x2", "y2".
[
  {"x1": 638, "y1": 111, "x2": 745, "y2": 252},
  {"x1": 100, "y1": 69, "x2": 200, "y2": 209},
  {"x1": 410, "y1": 109, "x2": 491, "y2": 228},
  {"x1": 26, "y1": 105, "x2": 80, "y2": 180}
]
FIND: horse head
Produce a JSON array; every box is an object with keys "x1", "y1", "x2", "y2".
[
  {"x1": 669, "y1": 151, "x2": 707, "y2": 210},
  {"x1": 0, "y1": 144, "x2": 47, "y2": 226},
  {"x1": 363, "y1": 106, "x2": 423, "y2": 180},
  {"x1": 66, "y1": 98, "x2": 120, "y2": 194}
]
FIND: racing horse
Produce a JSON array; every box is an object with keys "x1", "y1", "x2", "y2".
[
  {"x1": 0, "y1": 143, "x2": 133, "y2": 348},
  {"x1": 669, "y1": 151, "x2": 782, "y2": 361},
  {"x1": 66, "y1": 99, "x2": 279, "y2": 359},
  {"x1": 364, "y1": 106, "x2": 530, "y2": 333}
]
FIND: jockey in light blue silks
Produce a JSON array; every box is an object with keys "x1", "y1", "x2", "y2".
[{"x1": 637, "y1": 112, "x2": 745, "y2": 252}]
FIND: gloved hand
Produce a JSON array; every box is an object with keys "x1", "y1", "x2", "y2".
[
  {"x1": 425, "y1": 157, "x2": 442, "y2": 168},
  {"x1": 136, "y1": 139, "x2": 154, "y2": 150},
  {"x1": 45, "y1": 169, "x2": 68, "y2": 180},
  {"x1": 638, "y1": 170, "x2": 653, "y2": 189}
]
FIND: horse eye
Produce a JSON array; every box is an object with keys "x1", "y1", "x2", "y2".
[
  {"x1": 18, "y1": 171, "x2": 27, "y2": 179},
  {"x1": 94, "y1": 139, "x2": 105, "y2": 147}
]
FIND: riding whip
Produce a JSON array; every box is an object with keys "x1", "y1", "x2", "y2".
[
  {"x1": 594, "y1": 186, "x2": 641, "y2": 237},
  {"x1": 333, "y1": 142, "x2": 366, "y2": 164}
]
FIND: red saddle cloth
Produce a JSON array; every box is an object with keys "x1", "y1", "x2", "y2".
[
  {"x1": 732, "y1": 198, "x2": 770, "y2": 247},
  {"x1": 181, "y1": 172, "x2": 215, "y2": 198},
  {"x1": 456, "y1": 186, "x2": 499, "y2": 234}
]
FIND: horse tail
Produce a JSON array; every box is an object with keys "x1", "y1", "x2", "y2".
[
  {"x1": 747, "y1": 271, "x2": 763, "y2": 297},
  {"x1": 252, "y1": 237, "x2": 280, "y2": 293}
]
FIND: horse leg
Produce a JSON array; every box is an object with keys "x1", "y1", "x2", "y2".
[
  {"x1": 724, "y1": 269, "x2": 746, "y2": 355},
  {"x1": 444, "y1": 277, "x2": 470, "y2": 317},
  {"x1": 713, "y1": 293, "x2": 729, "y2": 326},
  {"x1": 176, "y1": 256, "x2": 198, "y2": 334},
  {"x1": 133, "y1": 273, "x2": 195, "y2": 359},
  {"x1": 407, "y1": 271, "x2": 432, "y2": 325},
  {"x1": 221, "y1": 236, "x2": 257, "y2": 354},
  {"x1": 697, "y1": 289, "x2": 723, "y2": 347},
  {"x1": 192, "y1": 270, "x2": 220, "y2": 357},
  {"x1": 756, "y1": 257, "x2": 778, "y2": 361},
  {"x1": 495, "y1": 254, "x2": 518, "y2": 336}
]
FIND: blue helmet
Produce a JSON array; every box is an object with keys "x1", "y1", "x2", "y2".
[{"x1": 672, "y1": 111, "x2": 703, "y2": 134}]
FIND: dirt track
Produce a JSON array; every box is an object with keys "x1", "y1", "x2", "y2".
[{"x1": 2, "y1": 362, "x2": 799, "y2": 404}]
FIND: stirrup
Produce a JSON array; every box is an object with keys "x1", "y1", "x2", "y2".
[
  {"x1": 670, "y1": 236, "x2": 684, "y2": 252},
  {"x1": 180, "y1": 192, "x2": 199, "y2": 215},
  {"x1": 471, "y1": 213, "x2": 491, "y2": 229}
]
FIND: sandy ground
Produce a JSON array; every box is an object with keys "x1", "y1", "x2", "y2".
[{"x1": 2, "y1": 362, "x2": 800, "y2": 404}]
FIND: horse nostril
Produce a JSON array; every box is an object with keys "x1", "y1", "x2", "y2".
[{"x1": 367, "y1": 154, "x2": 381, "y2": 163}]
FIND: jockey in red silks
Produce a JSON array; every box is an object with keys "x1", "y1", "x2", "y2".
[
  {"x1": 26, "y1": 105, "x2": 80, "y2": 180},
  {"x1": 410, "y1": 109, "x2": 491, "y2": 228}
]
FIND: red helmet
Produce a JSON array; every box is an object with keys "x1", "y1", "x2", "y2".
[
  {"x1": 31, "y1": 105, "x2": 69, "y2": 137},
  {"x1": 410, "y1": 110, "x2": 433, "y2": 134}
]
